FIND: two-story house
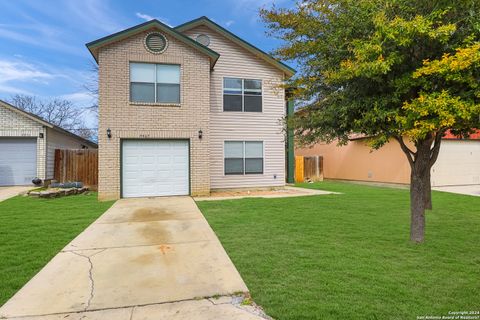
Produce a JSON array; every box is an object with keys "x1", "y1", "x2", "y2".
[{"x1": 86, "y1": 16, "x2": 295, "y2": 200}]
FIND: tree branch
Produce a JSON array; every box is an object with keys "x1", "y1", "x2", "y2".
[
  {"x1": 394, "y1": 135, "x2": 415, "y2": 167},
  {"x1": 429, "y1": 130, "x2": 444, "y2": 167}
]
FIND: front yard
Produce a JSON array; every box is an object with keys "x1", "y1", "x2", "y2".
[
  {"x1": 0, "y1": 193, "x2": 114, "y2": 305},
  {"x1": 198, "y1": 182, "x2": 480, "y2": 320}
]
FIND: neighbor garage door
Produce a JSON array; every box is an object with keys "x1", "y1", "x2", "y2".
[
  {"x1": 0, "y1": 138, "x2": 37, "y2": 186},
  {"x1": 431, "y1": 140, "x2": 480, "y2": 186},
  {"x1": 122, "y1": 140, "x2": 189, "y2": 197}
]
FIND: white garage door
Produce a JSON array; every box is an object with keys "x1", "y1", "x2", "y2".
[
  {"x1": 0, "y1": 138, "x2": 37, "y2": 186},
  {"x1": 122, "y1": 140, "x2": 189, "y2": 198},
  {"x1": 431, "y1": 140, "x2": 480, "y2": 186}
]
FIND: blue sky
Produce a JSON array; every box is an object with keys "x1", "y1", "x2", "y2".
[{"x1": 0, "y1": 0, "x2": 294, "y2": 126}]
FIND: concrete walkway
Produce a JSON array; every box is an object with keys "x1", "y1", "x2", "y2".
[
  {"x1": 195, "y1": 185, "x2": 336, "y2": 201},
  {"x1": 433, "y1": 185, "x2": 480, "y2": 197},
  {"x1": 0, "y1": 186, "x2": 32, "y2": 202},
  {"x1": 0, "y1": 197, "x2": 265, "y2": 319}
]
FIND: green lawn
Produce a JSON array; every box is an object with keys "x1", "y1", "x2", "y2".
[
  {"x1": 197, "y1": 182, "x2": 480, "y2": 320},
  {"x1": 0, "y1": 193, "x2": 114, "y2": 305}
]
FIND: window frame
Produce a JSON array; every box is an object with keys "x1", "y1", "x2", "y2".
[
  {"x1": 129, "y1": 62, "x2": 181, "y2": 105},
  {"x1": 222, "y1": 77, "x2": 263, "y2": 112},
  {"x1": 223, "y1": 140, "x2": 264, "y2": 175}
]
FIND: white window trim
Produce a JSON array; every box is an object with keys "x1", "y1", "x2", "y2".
[
  {"x1": 222, "y1": 77, "x2": 263, "y2": 113},
  {"x1": 223, "y1": 140, "x2": 264, "y2": 176},
  {"x1": 129, "y1": 62, "x2": 181, "y2": 106}
]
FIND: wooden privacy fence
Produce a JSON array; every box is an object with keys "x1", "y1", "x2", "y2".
[
  {"x1": 295, "y1": 155, "x2": 324, "y2": 183},
  {"x1": 54, "y1": 149, "x2": 98, "y2": 189}
]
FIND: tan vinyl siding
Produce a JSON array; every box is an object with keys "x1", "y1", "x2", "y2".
[
  {"x1": 45, "y1": 128, "x2": 92, "y2": 179},
  {"x1": 184, "y1": 26, "x2": 286, "y2": 189}
]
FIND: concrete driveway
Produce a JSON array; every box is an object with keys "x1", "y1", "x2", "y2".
[
  {"x1": 0, "y1": 197, "x2": 265, "y2": 319},
  {"x1": 0, "y1": 186, "x2": 32, "y2": 202}
]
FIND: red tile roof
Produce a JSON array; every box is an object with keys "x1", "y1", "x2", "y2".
[
  {"x1": 347, "y1": 130, "x2": 480, "y2": 141},
  {"x1": 443, "y1": 129, "x2": 480, "y2": 140}
]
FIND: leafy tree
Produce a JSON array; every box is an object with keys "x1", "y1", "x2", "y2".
[{"x1": 261, "y1": 0, "x2": 480, "y2": 242}]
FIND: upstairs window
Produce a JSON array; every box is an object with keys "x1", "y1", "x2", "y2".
[
  {"x1": 224, "y1": 141, "x2": 264, "y2": 175},
  {"x1": 130, "y1": 63, "x2": 180, "y2": 104},
  {"x1": 223, "y1": 78, "x2": 262, "y2": 112}
]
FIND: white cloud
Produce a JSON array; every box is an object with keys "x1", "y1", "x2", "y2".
[
  {"x1": 225, "y1": 20, "x2": 235, "y2": 27},
  {"x1": 0, "y1": 59, "x2": 56, "y2": 95},
  {"x1": 0, "y1": 22, "x2": 84, "y2": 56},
  {"x1": 0, "y1": 60, "x2": 51, "y2": 95},
  {"x1": 0, "y1": 60, "x2": 54, "y2": 83},
  {"x1": 230, "y1": 0, "x2": 287, "y2": 9},
  {"x1": 0, "y1": 84, "x2": 31, "y2": 95},
  {"x1": 226, "y1": 0, "x2": 289, "y2": 24},
  {"x1": 0, "y1": 58, "x2": 92, "y2": 98},
  {"x1": 60, "y1": 92, "x2": 94, "y2": 106},
  {"x1": 136, "y1": 12, "x2": 155, "y2": 21},
  {"x1": 65, "y1": 0, "x2": 125, "y2": 34},
  {"x1": 135, "y1": 12, "x2": 172, "y2": 27},
  {"x1": 0, "y1": 0, "x2": 129, "y2": 55}
]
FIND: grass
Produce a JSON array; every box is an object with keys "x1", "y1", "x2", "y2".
[
  {"x1": 0, "y1": 193, "x2": 114, "y2": 305},
  {"x1": 197, "y1": 181, "x2": 480, "y2": 320}
]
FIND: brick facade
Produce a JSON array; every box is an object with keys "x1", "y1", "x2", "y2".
[
  {"x1": 0, "y1": 105, "x2": 46, "y2": 180},
  {"x1": 97, "y1": 29, "x2": 211, "y2": 200}
]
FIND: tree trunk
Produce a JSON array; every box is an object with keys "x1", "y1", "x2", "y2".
[
  {"x1": 409, "y1": 138, "x2": 433, "y2": 243},
  {"x1": 410, "y1": 168, "x2": 429, "y2": 242},
  {"x1": 395, "y1": 133, "x2": 444, "y2": 243},
  {"x1": 395, "y1": 136, "x2": 435, "y2": 243},
  {"x1": 424, "y1": 173, "x2": 432, "y2": 210},
  {"x1": 424, "y1": 131, "x2": 443, "y2": 211}
]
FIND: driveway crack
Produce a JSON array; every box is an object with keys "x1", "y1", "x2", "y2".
[
  {"x1": 129, "y1": 306, "x2": 135, "y2": 320},
  {"x1": 70, "y1": 249, "x2": 105, "y2": 311}
]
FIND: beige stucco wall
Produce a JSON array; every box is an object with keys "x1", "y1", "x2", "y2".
[
  {"x1": 97, "y1": 28, "x2": 211, "y2": 200},
  {"x1": 0, "y1": 104, "x2": 47, "y2": 180},
  {"x1": 183, "y1": 26, "x2": 286, "y2": 190},
  {"x1": 296, "y1": 139, "x2": 411, "y2": 184}
]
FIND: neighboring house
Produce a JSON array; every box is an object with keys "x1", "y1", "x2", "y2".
[
  {"x1": 86, "y1": 16, "x2": 295, "y2": 200},
  {"x1": 296, "y1": 134, "x2": 480, "y2": 187},
  {"x1": 0, "y1": 100, "x2": 97, "y2": 186}
]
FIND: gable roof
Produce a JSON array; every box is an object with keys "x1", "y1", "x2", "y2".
[
  {"x1": 0, "y1": 100, "x2": 97, "y2": 148},
  {"x1": 175, "y1": 16, "x2": 296, "y2": 78},
  {"x1": 86, "y1": 19, "x2": 220, "y2": 68}
]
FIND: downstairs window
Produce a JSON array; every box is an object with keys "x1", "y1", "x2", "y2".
[{"x1": 224, "y1": 141, "x2": 263, "y2": 175}]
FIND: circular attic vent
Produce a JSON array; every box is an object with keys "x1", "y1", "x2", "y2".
[
  {"x1": 144, "y1": 32, "x2": 168, "y2": 53},
  {"x1": 196, "y1": 34, "x2": 210, "y2": 47}
]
